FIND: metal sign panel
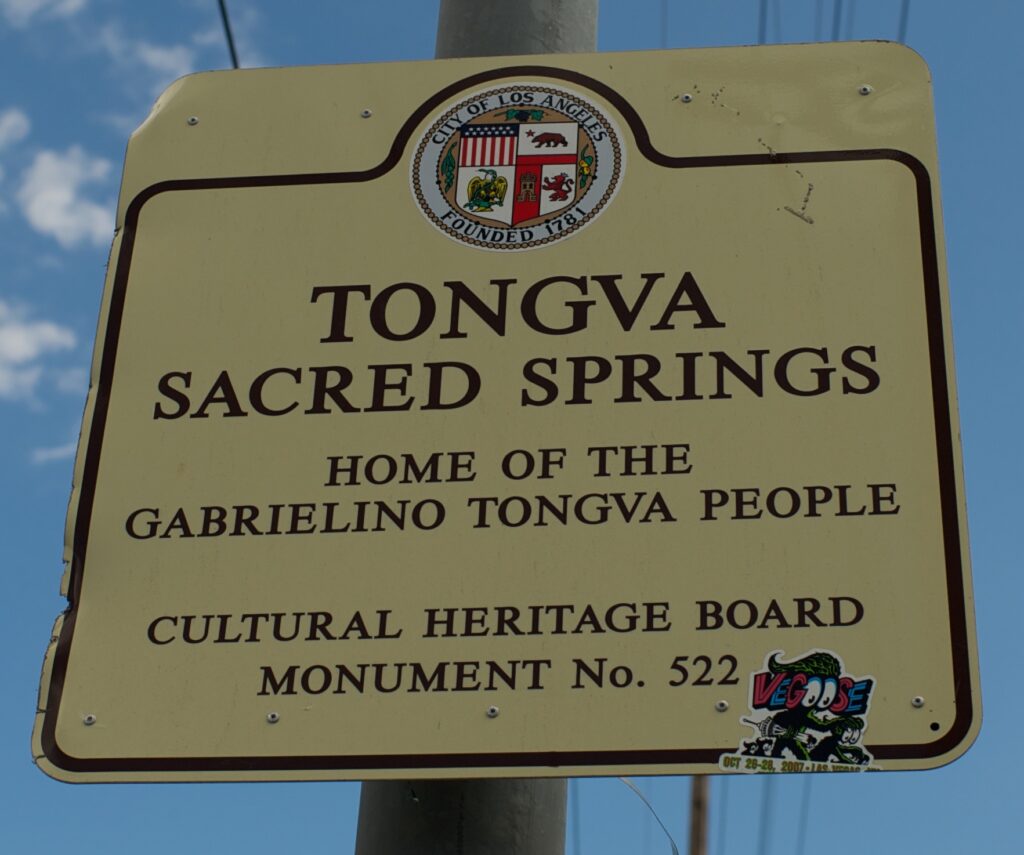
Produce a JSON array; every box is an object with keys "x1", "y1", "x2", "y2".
[{"x1": 33, "y1": 42, "x2": 979, "y2": 782}]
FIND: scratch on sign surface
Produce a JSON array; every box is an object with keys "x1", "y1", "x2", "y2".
[
  {"x1": 760, "y1": 142, "x2": 816, "y2": 224},
  {"x1": 784, "y1": 180, "x2": 815, "y2": 224}
]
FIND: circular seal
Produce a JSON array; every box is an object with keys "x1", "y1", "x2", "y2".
[{"x1": 412, "y1": 82, "x2": 624, "y2": 251}]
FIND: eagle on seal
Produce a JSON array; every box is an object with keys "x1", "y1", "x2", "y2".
[{"x1": 465, "y1": 168, "x2": 508, "y2": 212}]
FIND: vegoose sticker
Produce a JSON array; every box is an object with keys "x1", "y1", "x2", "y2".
[{"x1": 720, "y1": 650, "x2": 879, "y2": 773}]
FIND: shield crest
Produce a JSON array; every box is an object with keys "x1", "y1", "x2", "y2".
[{"x1": 449, "y1": 118, "x2": 587, "y2": 227}]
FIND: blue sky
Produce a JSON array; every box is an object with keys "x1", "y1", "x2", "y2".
[{"x1": 1, "y1": 1, "x2": 1019, "y2": 852}]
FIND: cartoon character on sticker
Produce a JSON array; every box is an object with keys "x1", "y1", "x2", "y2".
[{"x1": 725, "y1": 650, "x2": 875, "y2": 769}]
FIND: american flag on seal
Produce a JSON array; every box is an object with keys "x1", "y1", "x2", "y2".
[{"x1": 458, "y1": 123, "x2": 519, "y2": 166}]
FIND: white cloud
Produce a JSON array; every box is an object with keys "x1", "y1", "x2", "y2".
[
  {"x1": 0, "y1": 108, "x2": 30, "y2": 214},
  {"x1": 0, "y1": 363, "x2": 42, "y2": 399},
  {"x1": 54, "y1": 365, "x2": 88, "y2": 394},
  {"x1": 191, "y1": 24, "x2": 221, "y2": 48},
  {"x1": 0, "y1": 300, "x2": 76, "y2": 402},
  {"x1": 31, "y1": 439, "x2": 78, "y2": 463},
  {"x1": 233, "y1": 6, "x2": 266, "y2": 68},
  {"x1": 98, "y1": 23, "x2": 196, "y2": 96},
  {"x1": 0, "y1": 0, "x2": 85, "y2": 28},
  {"x1": 16, "y1": 146, "x2": 113, "y2": 248},
  {"x1": 135, "y1": 41, "x2": 194, "y2": 80},
  {"x1": 97, "y1": 111, "x2": 140, "y2": 136},
  {"x1": 0, "y1": 302, "x2": 75, "y2": 362},
  {"x1": 0, "y1": 107, "x2": 30, "y2": 150}
]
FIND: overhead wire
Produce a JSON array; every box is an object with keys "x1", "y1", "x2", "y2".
[
  {"x1": 757, "y1": 777, "x2": 775, "y2": 855},
  {"x1": 642, "y1": 778, "x2": 653, "y2": 855},
  {"x1": 571, "y1": 779, "x2": 582, "y2": 855},
  {"x1": 620, "y1": 777, "x2": 680, "y2": 855},
  {"x1": 795, "y1": 775, "x2": 813, "y2": 855},
  {"x1": 714, "y1": 777, "x2": 729, "y2": 855},
  {"x1": 898, "y1": 0, "x2": 911, "y2": 42},
  {"x1": 217, "y1": 0, "x2": 240, "y2": 69}
]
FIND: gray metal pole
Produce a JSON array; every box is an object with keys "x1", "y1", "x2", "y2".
[
  {"x1": 435, "y1": 0, "x2": 597, "y2": 58},
  {"x1": 354, "y1": 2, "x2": 596, "y2": 853},
  {"x1": 355, "y1": 778, "x2": 568, "y2": 855}
]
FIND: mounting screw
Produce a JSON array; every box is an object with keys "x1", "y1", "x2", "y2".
[
  {"x1": 486, "y1": 705, "x2": 500, "y2": 718},
  {"x1": 360, "y1": 109, "x2": 373, "y2": 118},
  {"x1": 186, "y1": 116, "x2": 199, "y2": 126},
  {"x1": 680, "y1": 93, "x2": 693, "y2": 103},
  {"x1": 83, "y1": 714, "x2": 97, "y2": 726},
  {"x1": 266, "y1": 712, "x2": 280, "y2": 724},
  {"x1": 858, "y1": 84, "x2": 874, "y2": 96},
  {"x1": 715, "y1": 700, "x2": 729, "y2": 713},
  {"x1": 911, "y1": 696, "x2": 925, "y2": 708}
]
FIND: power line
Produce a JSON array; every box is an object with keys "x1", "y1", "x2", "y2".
[
  {"x1": 795, "y1": 777, "x2": 813, "y2": 855},
  {"x1": 757, "y1": 777, "x2": 774, "y2": 855},
  {"x1": 217, "y1": 0, "x2": 240, "y2": 69},
  {"x1": 641, "y1": 778, "x2": 652, "y2": 855},
  {"x1": 715, "y1": 777, "x2": 729, "y2": 855},
  {"x1": 619, "y1": 777, "x2": 680, "y2": 855},
  {"x1": 898, "y1": 0, "x2": 911, "y2": 42},
  {"x1": 571, "y1": 779, "x2": 582, "y2": 855}
]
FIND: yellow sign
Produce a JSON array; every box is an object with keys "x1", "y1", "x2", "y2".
[{"x1": 34, "y1": 42, "x2": 979, "y2": 782}]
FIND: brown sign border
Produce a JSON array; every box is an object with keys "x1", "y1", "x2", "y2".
[{"x1": 39, "y1": 64, "x2": 974, "y2": 777}]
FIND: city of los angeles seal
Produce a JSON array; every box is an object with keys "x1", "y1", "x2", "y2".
[{"x1": 412, "y1": 82, "x2": 624, "y2": 251}]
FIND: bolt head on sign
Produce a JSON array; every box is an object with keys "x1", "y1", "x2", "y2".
[{"x1": 33, "y1": 43, "x2": 979, "y2": 783}]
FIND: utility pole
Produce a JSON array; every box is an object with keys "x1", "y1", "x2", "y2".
[
  {"x1": 354, "y1": 3, "x2": 597, "y2": 851},
  {"x1": 689, "y1": 776, "x2": 708, "y2": 855}
]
